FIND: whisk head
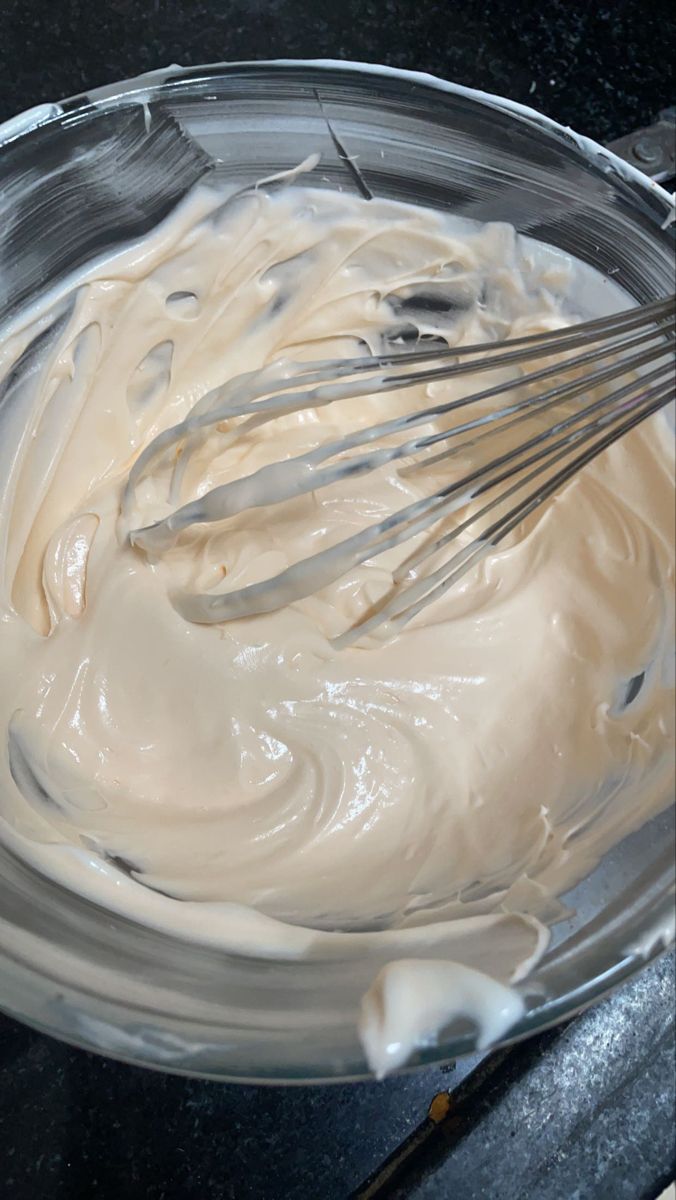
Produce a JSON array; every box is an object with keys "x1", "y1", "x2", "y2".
[{"x1": 124, "y1": 296, "x2": 675, "y2": 646}]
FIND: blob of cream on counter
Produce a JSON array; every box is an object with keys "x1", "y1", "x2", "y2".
[{"x1": 0, "y1": 173, "x2": 673, "y2": 1076}]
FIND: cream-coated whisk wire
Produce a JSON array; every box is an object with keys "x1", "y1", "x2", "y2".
[{"x1": 124, "y1": 296, "x2": 675, "y2": 644}]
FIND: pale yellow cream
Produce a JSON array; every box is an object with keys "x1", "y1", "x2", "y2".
[{"x1": 0, "y1": 178, "x2": 673, "y2": 1074}]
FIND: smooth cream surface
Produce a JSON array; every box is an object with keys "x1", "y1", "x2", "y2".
[{"x1": 0, "y1": 177, "x2": 673, "y2": 1073}]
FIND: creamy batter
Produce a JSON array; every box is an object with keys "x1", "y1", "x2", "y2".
[{"x1": 0, "y1": 173, "x2": 673, "y2": 1075}]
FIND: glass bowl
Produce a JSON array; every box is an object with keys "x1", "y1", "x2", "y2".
[{"x1": 0, "y1": 60, "x2": 673, "y2": 1082}]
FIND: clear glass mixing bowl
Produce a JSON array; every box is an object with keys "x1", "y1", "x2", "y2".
[{"x1": 0, "y1": 60, "x2": 673, "y2": 1082}]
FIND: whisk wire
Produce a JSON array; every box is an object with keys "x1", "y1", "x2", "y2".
[
  {"x1": 344, "y1": 384, "x2": 673, "y2": 648},
  {"x1": 125, "y1": 296, "x2": 675, "y2": 640},
  {"x1": 125, "y1": 296, "x2": 674, "y2": 519},
  {"x1": 130, "y1": 316, "x2": 672, "y2": 553}
]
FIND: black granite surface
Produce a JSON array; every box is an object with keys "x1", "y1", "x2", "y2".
[{"x1": 0, "y1": 3, "x2": 674, "y2": 1198}]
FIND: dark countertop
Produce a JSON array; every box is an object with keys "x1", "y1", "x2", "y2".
[{"x1": 0, "y1": 2, "x2": 674, "y2": 1198}]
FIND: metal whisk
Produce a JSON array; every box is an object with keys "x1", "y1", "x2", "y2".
[{"x1": 125, "y1": 296, "x2": 675, "y2": 646}]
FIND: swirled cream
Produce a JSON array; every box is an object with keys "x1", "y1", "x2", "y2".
[{"x1": 0, "y1": 174, "x2": 673, "y2": 1075}]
